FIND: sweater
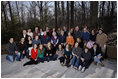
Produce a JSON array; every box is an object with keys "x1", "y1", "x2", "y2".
[
  {"x1": 40, "y1": 35, "x2": 50, "y2": 44},
  {"x1": 72, "y1": 47, "x2": 82, "y2": 57},
  {"x1": 36, "y1": 48, "x2": 45, "y2": 59},
  {"x1": 73, "y1": 30, "x2": 81, "y2": 40},
  {"x1": 66, "y1": 36, "x2": 74, "y2": 46},
  {"x1": 6, "y1": 42, "x2": 18, "y2": 55},
  {"x1": 30, "y1": 48, "x2": 38, "y2": 60},
  {"x1": 96, "y1": 33, "x2": 108, "y2": 46},
  {"x1": 81, "y1": 51, "x2": 91, "y2": 61},
  {"x1": 64, "y1": 48, "x2": 72, "y2": 56}
]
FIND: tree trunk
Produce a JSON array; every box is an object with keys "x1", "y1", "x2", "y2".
[
  {"x1": 90, "y1": 1, "x2": 98, "y2": 29},
  {"x1": 82, "y1": 1, "x2": 85, "y2": 25},
  {"x1": 70, "y1": 1, "x2": 74, "y2": 28},
  {"x1": 67, "y1": 1, "x2": 69, "y2": 28},
  {"x1": 55, "y1": 1, "x2": 58, "y2": 28}
]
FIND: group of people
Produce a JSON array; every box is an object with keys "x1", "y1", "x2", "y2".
[{"x1": 6, "y1": 26, "x2": 108, "y2": 73}]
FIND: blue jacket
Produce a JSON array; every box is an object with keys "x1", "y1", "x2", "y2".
[
  {"x1": 58, "y1": 35, "x2": 66, "y2": 44},
  {"x1": 81, "y1": 32, "x2": 90, "y2": 42},
  {"x1": 40, "y1": 35, "x2": 50, "y2": 44}
]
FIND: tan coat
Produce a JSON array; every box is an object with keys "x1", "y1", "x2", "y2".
[{"x1": 96, "y1": 33, "x2": 108, "y2": 46}]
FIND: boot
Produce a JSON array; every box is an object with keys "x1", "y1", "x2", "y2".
[
  {"x1": 99, "y1": 62, "x2": 104, "y2": 67},
  {"x1": 93, "y1": 61, "x2": 97, "y2": 65}
]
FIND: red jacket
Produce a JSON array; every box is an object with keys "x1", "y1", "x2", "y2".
[{"x1": 31, "y1": 48, "x2": 38, "y2": 60}]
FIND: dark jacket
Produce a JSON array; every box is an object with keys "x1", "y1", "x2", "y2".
[
  {"x1": 89, "y1": 33, "x2": 97, "y2": 41},
  {"x1": 81, "y1": 32, "x2": 90, "y2": 42},
  {"x1": 81, "y1": 51, "x2": 91, "y2": 61},
  {"x1": 91, "y1": 47, "x2": 103, "y2": 57},
  {"x1": 59, "y1": 35, "x2": 66, "y2": 44},
  {"x1": 21, "y1": 34, "x2": 28, "y2": 43},
  {"x1": 73, "y1": 30, "x2": 81, "y2": 41},
  {"x1": 40, "y1": 35, "x2": 50, "y2": 44},
  {"x1": 17, "y1": 42, "x2": 27, "y2": 53},
  {"x1": 6, "y1": 42, "x2": 18, "y2": 55},
  {"x1": 45, "y1": 47, "x2": 55, "y2": 57},
  {"x1": 72, "y1": 47, "x2": 82, "y2": 57}
]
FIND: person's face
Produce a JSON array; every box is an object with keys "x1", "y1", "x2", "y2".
[
  {"x1": 34, "y1": 44, "x2": 37, "y2": 49},
  {"x1": 40, "y1": 45, "x2": 43, "y2": 49},
  {"x1": 75, "y1": 26, "x2": 79, "y2": 31},
  {"x1": 9, "y1": 38, "x2": 14, "y2": 44},
  {"x1": 35, "y1": 36, "x2": 39, "y2": 40},
  {"x1": 77, "y1": 38, "x2": 81, "y2": 43},
  {"x1": 44, "y1": 31, "x2": 47, "y2": 35},
  {"x1": 23, "y1": 30, "x2": 26, "y2": 34},
  {"x1": 28, "y1": 36, "x2": 31, "y2": 40},
  {"x1": 28, "y1": 29, "x2": 31, "y2": 32},
  {"x1": 53, "y1": 28, "x2": 55, "y2": 31},
  {"x1": 35, "y1": 27, "x2": 38, "y2": 31},
  {"x1": 61, "y1": 31, "x2": 64, "y2": 35},
  {"x1": 59, "y1": 45, "x2": 62, "y2": 49},
  {"x1": 75, "y1": 43, "x2": 78, "y2": 48},
  {"x1": 85, "y1": 48, "x2": 88, "y2": 53},
  {"x1": 83, "y1": 28, "x2": 87, "y2": 32},
  {"x1": 21, "y1": 38, "x2": 25, "y2": 42},
  {"x1": 91, "y1": 30, "x2": 95, "y2": 34},
  {"x1": 40, "y1": 29, "x2": 42, "y2": 32},
  {"x1": 53, "y1": 32, "x2": 56, "y2": 36},
  {"x1": 66, "y1": 44, "x2": 69, "y2": 49},
  {"x1": 93, "y1": 45, "x2": 97, "y2": 48},
  {"x1": 99, "y1": 30, "x2": 102, "y2": 34},
  {"x1": 48, "y1": 42, "x2": 51, "y2": 47},
  {"x1": 68, "y1": 32, "x2": 71, "y2": 36}
]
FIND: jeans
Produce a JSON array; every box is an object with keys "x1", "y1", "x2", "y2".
[
  {"x1": 70, "y1": 56, "x2": 76, "y2": 66},
  {"x1": 26, "y1": 50, "x2": 30, "y2": 58},
  {"x1": 6, "y1": 53, "x2": 21, "y2": 62},
  {"x1": 70, "y1": 56, "x2": 80, "y2": 68},
  {"x1": 94, "y1": 53, "x2": 101, "y2": 64}
]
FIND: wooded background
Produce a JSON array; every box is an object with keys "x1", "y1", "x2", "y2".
[{"x1": 1, "y1": 1, "x2": 117, "y2": 44}]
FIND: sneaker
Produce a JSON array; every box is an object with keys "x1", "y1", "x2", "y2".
[
  {"x1": 74, "y1": 67, "x2": 78, "y2": 70},
  {"x1": 70, "y1": 65, "x2": 73, "y2": 68},
  {"x1": 93, "y1": 61, "x2": 97, "y2": 65},
  {"x1": 99, "y1": 62, "x2": 104, "y2": 67},
  {"x1": 81, "y1": 67, "x2": 85, "y2": 73},
  {"x1": 78, "y1": 65, "x2": 82, "y2": 71}
]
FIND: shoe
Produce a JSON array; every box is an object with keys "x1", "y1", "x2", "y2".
[
  {"x1": 74, "y1": 67, "x2": 78, "y2": 70},
  {"x1": 93, "y1": 61, "x2": 97, "y2": 65},
  {"x1": 78, "y1": 65, "x2": 82, "y2": 71},
  {"x1": 23, "y1": 64, "x2": 26, "y2": 67},
  {"x1": 99, "y1": 62, "x2": 104, "y2": 67},
  {"x1": 70, "y1": 65, "x2": 73, "y2": 68},
  {"x1": 81, "y1": 67, "x2": 85, "y2": 73}
]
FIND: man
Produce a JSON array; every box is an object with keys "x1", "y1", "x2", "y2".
[
  {"x1": 32, "y1": 35, "x2": 41, "y2": 46},
  {"x1": 6, "y1": 38, "x2": 21, "y2": 62},
  {"x1": 96, "y1": 28, "x2": 108, "y2": 58},
  {"x1": 73, "y1": 26, "x2": 81, "y2": 41},
  {"x1": 40, "y1": 31, "x2": 50, "y2": 46},
  {"x1": 33, "y1": 27, "x2": 40, "y2": 39},
  {"x1": 81, "y1": 27, "x2": 90, "y2": 42},
  {"x1": 21, "y1": 30, "x2": 28, "y2": 43},
  {"x1": 17, "y1": 38, "x2": 27, "y2": 59}
]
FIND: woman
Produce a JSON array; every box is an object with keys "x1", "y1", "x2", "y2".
[
  {"x1": 23, "y1": 44, "x2": 38, "y2": 66},
  {"x1": 70, "y1": 42, "x2": 83, "y2": 69},
  {"x1": 45, "y1": 42, "x2": 56, "y2": 61},
  {"x1": 66, "y1": 32, "x2": 74, "y2": 47},
  {"x1": 89, "y1": 29, "x2": 97, "y2": 42},
  {"x1": 36, "y1": 44, "x2": 46, "y2": 63},
  {"x1": 64, "y1": 44, "x2": 72, "y2": 67},
  {"x1": 91, "y1": 43, "x2": 104, "y2": 67},
  {"x1": 26, "y1": 36, "x2": 33, "y2": 58},
  {"x1": 56, "y1": 44, "x2": 65, "y2": 65}
]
